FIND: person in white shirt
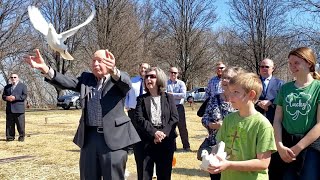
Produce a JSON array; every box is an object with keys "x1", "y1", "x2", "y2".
[
  {"x1": 125, "y1": 63, "x2": 151, "y2": 179},
  {"x1": 167, "y1": 67, "x2": 190, "y2": 151},
  {"x1": 125, "y1": 63, "x2": 150, "y2": 122}
]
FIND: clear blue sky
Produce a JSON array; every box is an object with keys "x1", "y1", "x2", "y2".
[
  {"x1": 212, "y1": 0, "x2": 316, "y2": 31},
  {"x1": 213, "y1": 0, "x2": 231, "y2": 30}
]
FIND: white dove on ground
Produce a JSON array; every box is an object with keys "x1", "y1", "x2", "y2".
[
  {"x1": 200, "y1": 141, "x2": 227, "y2": 172},
  {"x1": 27, "y1": 6, "x2": 96, "y2": 60}
]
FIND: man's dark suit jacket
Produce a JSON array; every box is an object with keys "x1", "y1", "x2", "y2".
[
  {"x1": 256, "y1": 76, "x2": 284, "y2": 123},
  {"x1": 134, "y1": 92, "x2": 179, "y2": 142},
  {"x1": 46, "y1": 71, "x2": 141, "y2": 150},
  {"x1": 2, "y1": 82, "x2": 27, "y2": 114}
]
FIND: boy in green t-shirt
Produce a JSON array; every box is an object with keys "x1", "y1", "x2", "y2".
[{"x1": 208, "y1": 73, "x2": 276, "y2": 180}]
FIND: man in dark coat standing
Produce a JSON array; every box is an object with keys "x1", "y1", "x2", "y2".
[
  {"x1": 256, "y1": 58, "x2": 284, "y2": 123},
  {"x1": 2, "y1": 73, "x2": 27, "y2": 142},
  {"x1": 255, "y1": 58, "x2": 284, "y2": 180},
  {"x1": 24, "y1": 49, "x2": 141, "y2": 180}
]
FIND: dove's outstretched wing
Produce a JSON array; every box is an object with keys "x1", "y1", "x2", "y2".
[
  {"x1": 28, "y1": 6, "x2": 49, "y2": 36},
  {"x1": 60, "y1": 9, "x2": 96, "y2": 42}
]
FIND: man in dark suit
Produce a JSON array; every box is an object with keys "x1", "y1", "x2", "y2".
[
  {"x1": 255, "y1": 58, "x2": 284, "y2": 180},
  {"x1": 2, "y1": 73, "x2": 27, "y2": 142},
  {"x1": 256, "y1": 58, "x2": 284, "y2": 124},
  {"x1": 24, "y1": 49, "x2": 141, "y2": 180}
]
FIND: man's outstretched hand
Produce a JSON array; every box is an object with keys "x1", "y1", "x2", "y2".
[{"x1": 23, "y1": 49, "x2": 49, "y2": 73}]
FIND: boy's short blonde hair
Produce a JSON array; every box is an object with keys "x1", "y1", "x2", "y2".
[
  {"x1": 229, "y1": 72, "x2": 262, "y2": 102},
  {"x1": 222, "y1": 67, "x2": 246, "y2": 78}
]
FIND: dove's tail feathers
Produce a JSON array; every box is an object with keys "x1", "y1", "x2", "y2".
[{"x1": 60, "y1": 50, "x2": 74, "y2": 60}]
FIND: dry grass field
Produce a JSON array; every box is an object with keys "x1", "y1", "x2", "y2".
[{"x1": 0, "y1": 103, "x2": 209, "y2": 180}]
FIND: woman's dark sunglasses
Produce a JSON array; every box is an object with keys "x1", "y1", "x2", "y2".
[{"x1": 145, "y1": 74, "x2": 157, "y2": 79}]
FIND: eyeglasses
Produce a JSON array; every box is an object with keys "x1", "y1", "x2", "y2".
[
  {"x1": 145, "y1": 74, "x2": 157, "y2": 79},
  {"x1": 259, "y1": 66, "x2": 270, "y2": 69},
  {"x1": 10, "y1": 77, "x2": 17, "y2": 79},
  {"x1": 217, "y1": 67, "x2": 225, "y2": 70},
  {"x1": 170, "y1": 72, "x2": 178, "y2": 74}
]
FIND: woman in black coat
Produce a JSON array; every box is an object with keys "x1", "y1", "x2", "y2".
[{"x1": 134, "y1": 67, "x2": 179, "y2": 180}]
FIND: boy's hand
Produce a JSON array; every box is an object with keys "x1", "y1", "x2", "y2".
[{"x1": 207, "y1": 155, "x2": 229, "y2": 174}]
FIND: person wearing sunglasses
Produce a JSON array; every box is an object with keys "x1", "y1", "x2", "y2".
[
  {"x1": 125, "y1": 62, "x2": 152, "y2": 179},
  {"x1": 205, "y1": 62, "x2": 226, "y2": 100},
  {"x1": 2, "y1": 74, "x2": 27, "y2": 142},
  {"x1": 167, "y1": 67, "x2": 191, "y2": 152},
  {"x1": 125, "y1": 63, "x2": 150, "y2": 121},
  {"x1": 24, "y1": 49, "x2": 140, "y2": 179},
  {"x1": 203, "y1": 62, "x2": 226, "y2": 120},
  {"x1": 256, "y1": 59, "x2": 284, "y2": 180},
  {"x1": 256, "y1": 58, "x2": 284, "y2": 125},
  {"x1": 134, "y1": 67, "x2": 179, "y2": 179}
]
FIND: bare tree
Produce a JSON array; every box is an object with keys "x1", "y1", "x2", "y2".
[
  {"x1": 83, "y1": 0, "x2": 142, "y2": 76},
  {"x1": 0, "y1": 0, "x2": 34, "y2": 84},
  {"x1": 287, "y1": 0, "x2": 320, "y2": 52},
  {"x1": 227, "y1": 0, "x2": 293, "y2": 74},
  {"x1": 152, "y1": 0, "x2": 218, "y2": 88},
  {"x1": 30, "y1": 0, "x2": 93, "y2": 98}
]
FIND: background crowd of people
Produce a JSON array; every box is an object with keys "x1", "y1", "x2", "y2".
[
  {"x1": 2, "y1": 46, "x2": 319, "y2": 180},
  {"x1": 199, "y1": 47, "x2": 320, "y2": 180}
]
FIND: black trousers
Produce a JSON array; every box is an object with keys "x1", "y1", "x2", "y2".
[
  {"x1": 176, "y1": 104, "x2": 190, "y2": 149},
  {"x1": 268, "y1": 152, "x2": 285, "y2": 180},
  {"x1": 134, "y1": 138, "x2": 175, "y2": 180},
  {"x1": 80, "y1": 127, "x2": 128, "y2": 180},
  {"x1": 210, "y1": 173, "x2": 221, "y2": 180},
  {"x1": 6, "y1": 113, "x2": 25, "y2": 139}
]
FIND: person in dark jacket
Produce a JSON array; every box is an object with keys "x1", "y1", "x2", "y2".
[
  {"x1": 134, "y1": 67, "x2": 179, "y2": 180},
  {"x1": 2, "y1": 73, "x2": 27, "y2": 142},
  {"x1": 24, "y1": 49, "x2": 140, "y2": 180}
]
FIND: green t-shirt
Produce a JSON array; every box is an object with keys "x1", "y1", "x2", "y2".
[
  {"x1": 216, "y1": 112, "x2": 276, "y2": 180},
  {"x1": 275, "y1": 80, "x2": 320, "y2": 134}
]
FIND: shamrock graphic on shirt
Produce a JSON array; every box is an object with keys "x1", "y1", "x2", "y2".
[{"x1": 285, "y1": 92, "x2": 311, "y2": 120}]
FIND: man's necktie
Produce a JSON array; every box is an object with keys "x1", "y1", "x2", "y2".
[
  {"x1": 97, "y1": 79, "x2": 103, "y2": 90},
  {"x1": 139, "y1": 78, "x2": 144, "y2": 95},
  {"x1": 262, "y1": 78, "x2": 267, "y2": 94},
  {"x1": 11, "y1": 85, "x2": 16, "y2": 93}
]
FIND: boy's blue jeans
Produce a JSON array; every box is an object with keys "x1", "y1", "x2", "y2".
[{"x1": 283, "y1": 148, "x2": 320, "y2": 180}]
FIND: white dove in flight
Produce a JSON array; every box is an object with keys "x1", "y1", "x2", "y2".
[{"x1": 28, "y1": 6, "x2": 96, "y2": 60}]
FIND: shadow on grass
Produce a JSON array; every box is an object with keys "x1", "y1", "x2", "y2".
[
  {"x1": 174, "y1": 149, "x2": 198, "y2": 154},
  {"x1": 26, "y1": 108, "x2": 55, "y2": 112},
  {"x1": 26, "y1": 108, "x2": 81, "y2": 112},
  {"x1": 192, "y1": 134, "x2": 207, "y2": 140},
  {"x1": 0, "y1": 155, "x2": 35, "y2": 164},
  {"x1": 173, "y1": 167, "x2": 208, "y2": 177},
  {"x1": 66, "y1": 149, "x2": 80, "y2": 153}
]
